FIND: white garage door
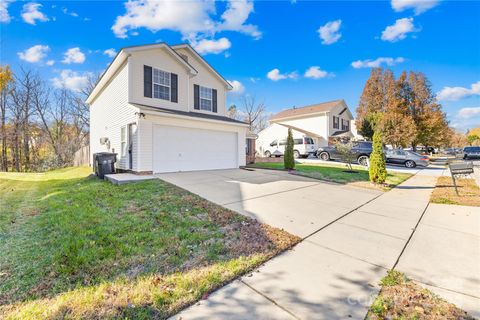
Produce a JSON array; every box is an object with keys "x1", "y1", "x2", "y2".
[{"x1": 153, "y1": 125, "x2": 238, "y2": 173}]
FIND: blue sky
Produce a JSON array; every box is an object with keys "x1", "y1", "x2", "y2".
[{"x1": 1, "y1": 0, "x2": 479, "y2": 131}]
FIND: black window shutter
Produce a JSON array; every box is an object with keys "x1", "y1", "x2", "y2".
[
  {"x1": 144, "y1": 65, "x2": 152, "y2": 98},
  {"x1": 170, "y1": 73, "x2": 178, "y2": 103},
  {"x1": 194, "y1": 84, "x2": 200, "y2": 110},
  {"x1": 212, "y1": 89, "x2": 217, "y2": 113}
]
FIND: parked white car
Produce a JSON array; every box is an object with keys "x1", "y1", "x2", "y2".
[{"x1": 260, "y1": 136, "x2": 316, "y2": 158}]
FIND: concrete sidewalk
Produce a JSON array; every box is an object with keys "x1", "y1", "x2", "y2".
[
  {"x1": 172, "y1": 174, "x2": 438, "y2": 320},
  {"x1": 396, "y1": 203, "x2": 480, "y2": 318}
]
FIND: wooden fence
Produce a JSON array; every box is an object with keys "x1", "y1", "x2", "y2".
[{"x1": 73, "y1": 145, "x2": 90, "y2": 166}]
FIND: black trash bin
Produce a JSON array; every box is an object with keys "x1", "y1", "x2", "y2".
[{"x1": 93, "y1": 152, "x2": 117, "y2": 179}]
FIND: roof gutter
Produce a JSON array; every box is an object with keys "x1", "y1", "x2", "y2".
[{"x1": 137, "y1": 106, "x2": 250, "y2": 128}]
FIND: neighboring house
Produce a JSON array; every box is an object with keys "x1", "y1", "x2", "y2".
[
  {"x1": 350, "y1": 119, "x2": 365, "y2": 140},
  {"x1": 87, "y1": 43, "x2": 248, "y2": 174},
  {"x1": 256, "y1": 100, "x2": 354, "y2": 157}
]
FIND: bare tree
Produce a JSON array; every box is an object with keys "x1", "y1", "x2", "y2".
[
  {"x1": 239, "y1": 95, "x2": 268, "y2": 133},
  {"x1": 9, "y1": 68, "x2": 39, "y2": 170},
  {"x1": 69, "y1": 73, "x2": 99, "y2": 147},
  {"x1": 0, "y1": 65, "x2": 13, "y2": 171}
]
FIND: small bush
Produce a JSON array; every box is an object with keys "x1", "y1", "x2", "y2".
[
  {"x1": 335, "y1": 140, "x2": 357, "y2": 171},
  {"x1": 380, "y1": 270, "x2": 408, "y2": 287},
  {"x1": 284, "y1": 128, "x2": 295, "y2": 170},
  {"x1": 369, "y1": 131, "x2": 387, "y2": 184},
  {"x1": 370, "y1": 297, "x2": 393, "y2": 316}
]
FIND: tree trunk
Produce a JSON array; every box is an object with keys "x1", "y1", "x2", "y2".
[
  {"x1": 0, "y1": 117, "x2": 6, "y2": 172},
  {"x1": 23, "y1": 93, "x2": 30, "y2": 171},
  {"x1": 13, "y1": 129, "x2": 20, "y2": 172}
]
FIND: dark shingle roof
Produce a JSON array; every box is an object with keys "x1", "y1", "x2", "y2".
[{"x1": 131, "y1": 103, "x2": 248, "y2": 125}]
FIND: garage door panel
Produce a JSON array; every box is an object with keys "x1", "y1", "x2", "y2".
[{"x1": 153, "y1": 125, "x2": 238, "y2": 173}]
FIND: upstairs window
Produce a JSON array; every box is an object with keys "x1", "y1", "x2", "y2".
[
  {"x1": 199, "y1": 86, "x2": 213, "y2": 111},
  {"x1": 341, "y1": 119, "x2": 350, "y2": 131},
  {"x1": 333, "y1": 116, "x2": 339, "y2": 129},
  {"x1": 153, "y1": 68, "x2": 170, "y2": 101}
]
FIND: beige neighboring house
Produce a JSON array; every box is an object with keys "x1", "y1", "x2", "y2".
[
  {"x1": 256, "y1": 99, "x2": 354, "y2": 157},
  {"x1": 87, "y1": 43, "x2": 248, "y2": 174}
]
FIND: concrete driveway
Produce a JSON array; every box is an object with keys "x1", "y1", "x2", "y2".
[
  {"x1": 163, "y1": 170, "x2": 442, "y2": 319},
  {"x1": 157, "y1": 168, "x2": 381, "y2": 238}
]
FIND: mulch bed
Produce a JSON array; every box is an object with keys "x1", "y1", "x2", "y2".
[
  {"x1": 367, "y1": 271, "x2": 476, "y2": 320},
  {"x1": 431, "y1": 176, "x2": 480, "y2": 207}
]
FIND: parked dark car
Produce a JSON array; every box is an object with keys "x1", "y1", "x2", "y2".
[
  {"x1": 385, "y1": 149, "x2": 429, "y2": 168},
  {"x1": 463, "y1": 146, "x2": 480, "y2": 159},
  {"x1": 316, "y1": 141, "x2": 373, "y2": 166}
]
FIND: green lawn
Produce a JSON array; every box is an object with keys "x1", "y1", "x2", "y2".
[
  {"x1": 251, "y1": 162, "x2": 411, "y2": 190},
  {"x1": 0, "y1": 167, "x2": 299, "y2": 319}
]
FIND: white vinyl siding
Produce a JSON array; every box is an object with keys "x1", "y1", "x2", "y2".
[
  {"x1": 153, "y1": 68, "x2": 170, "y2": 101},
  {"x1": 90, "y1": 62, "x2": 139, "y2": 171},
  {"x1": 128, "y1": 49, "x2": 188, "y2": 112},
  {"x1": 172, "y1": 47, "x2": 227, "y2": 114}
]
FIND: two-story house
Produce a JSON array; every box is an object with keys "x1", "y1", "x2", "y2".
[
  {"x1": 86, "y1": 43, "x2": 248, "y2": 174},
  {"x1": 256, "y1": 100, "x2": 354, "y2": 157}
]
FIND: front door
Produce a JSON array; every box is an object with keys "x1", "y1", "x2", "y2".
[{"x1": 128, "y1": 123, "x2": 133, "y2": 170}]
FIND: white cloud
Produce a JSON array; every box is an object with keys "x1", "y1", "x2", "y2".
[
  {"x1": 112, "y1": 0, "x2": 215, "y2": 39},
  {"x1": 391, "y1": 0, "x2": 439, "y2": 15},
  {"x1": 191, "y1": 37, "x2": 231, "y2": 55},
  {"x1": 111, "y1": 0, "x2": 260, "y2": 53},
  {"x1": 0, "y1": 0, "x2": 13, "y2": 23},
  {"x1": 62, "y1": 7, "x2": 79, "y2": 17},
  {"x1": 51, "y1": 70, "x2": 90, "y2": 92},
  {"x1": 317, "y1": 19, "x2": 342, "y2": 45},
  {"x1": 450, "y1": 106, "x2": 480, "y2": 130},
  {"x1": 46, "y1": 60, "x2": 55, "y2": 66},
  {"x1": 267, "y1": 68, "x2": 298, "y2": 81},
  {"x1": 103, "y1": 48, "x2": 117, "y2": 58},
  {"x1": 304, "y1": 66, "x2": 330, "y2": 79},
  {"x1": 351, "y1": 57, "x2": 405, "y2": 69},
  {"x1": 227, "y1": 80, "x2": 245, "y2": 94},
  {"x1": 381, "y1": 17, "x2": 417, "y2": 42},
  {"x1": 217, "y1": 0, "x2": 261, "y2": 39},
  {"x1": 17, "y1": 45, "x2": 50, "y2": 63},
  {"x1": 62, "y1": 47, "x2": 86, "y2": 64},
  {"x1": 458, "y1": 107, "x2": 480, "y2": 119},
  {"x1": 22, "y1": 2, "x2": 49, "y2": 25},
  {"x1": 437, "y1": 81, "x2": 480, "y2": 101}
]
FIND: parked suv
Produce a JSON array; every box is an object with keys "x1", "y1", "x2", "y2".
[
  {"x1": 463, "y1": 146, "x2": 480, "y2": 159},
  {"x1": 263, "y1": 137, "x2": 316, "y2": 158},
  {"x1": 316, "y1": 141, "x2": 373, "y2": 166}
]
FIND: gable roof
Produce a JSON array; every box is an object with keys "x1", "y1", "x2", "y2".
[
  {"x1": 270, "y1": 99, "x2": 345, "y2": 121},
  {"x1": 171, "y1": 43, "x2": 233, "y2": 90},
  {"x1": 86, "y1": 42, "x2": 230, "y2": 104}
]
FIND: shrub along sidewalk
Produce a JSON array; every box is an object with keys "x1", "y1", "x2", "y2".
[
  {"x1": 0, "y1": 167, "x2": 300, "y2": 319},
  {"x1": 250, "y1": 162, "x2": 411, "y2": 190}
]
